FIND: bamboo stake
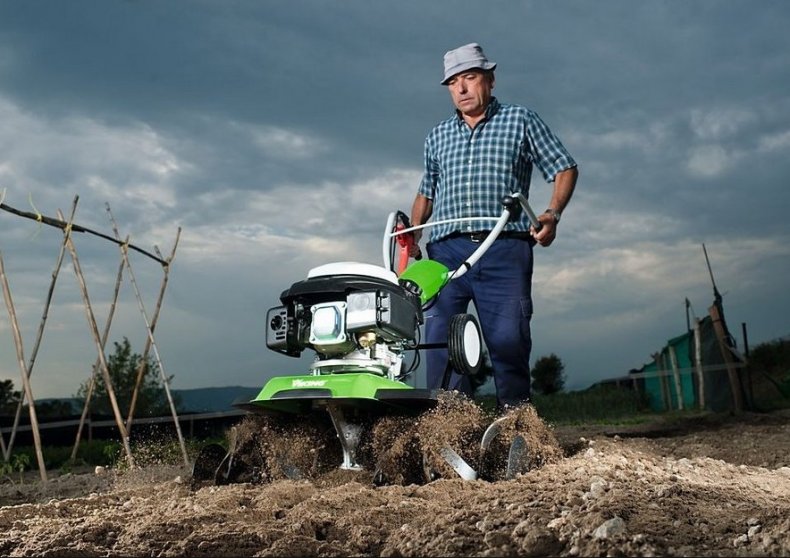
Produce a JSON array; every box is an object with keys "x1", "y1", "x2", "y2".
[
  {"x1": 105, "y1": 205, "x2": 187, "y2": 465},
  {"x1": 0, "y1": 200, "x2": 166, "y2": 265},
  {"x1": 122, "y1": 233, "x2": 180, "y2": 428},
  {"x1": 57, "y1": 210, "x2": 134, "y2": 467},
  {"x1": 70, "y1": 252, "x2": 126, "y2": 461},
  {"x1": 3, "y1": 197, "x2": 79, "y2": 461},
  {"x1": 0, "y1": 252, "x2": 48, "y2": 481},
  {"x1": 107, "y1": 209, "x2": 175, "y2": 426},
  {"x1": 124, "y1": 253, "x2": 182, "y2": 431}
]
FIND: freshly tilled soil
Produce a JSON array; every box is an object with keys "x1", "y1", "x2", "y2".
[{"x1": 1, "y1": 403, "x2": 789, "y2": 557}]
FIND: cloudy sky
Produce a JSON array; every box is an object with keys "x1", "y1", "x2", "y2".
[{"x1": 1, "y1": 1, "x2": 788, "y2": 400}]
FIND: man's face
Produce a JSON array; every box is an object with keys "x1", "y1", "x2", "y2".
[{"x1": 447, "y1": 70, "x2": 494, "y2": 118}]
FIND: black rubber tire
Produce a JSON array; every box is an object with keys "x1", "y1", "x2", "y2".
[{"x1": 447, "y1": 313, "x2": 482, "y2": 376}]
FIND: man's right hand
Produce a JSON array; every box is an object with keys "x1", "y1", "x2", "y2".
[
  {"x1": 410, "y1": 194, "x2": 433, "y2": 260},
  {"x1": 408, "y1": 230, "x2": 423, "y2": 258}
]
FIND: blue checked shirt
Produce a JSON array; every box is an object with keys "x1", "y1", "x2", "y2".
[{"x1": 418, "y1": 97, "x2": 576, "y2": 242}]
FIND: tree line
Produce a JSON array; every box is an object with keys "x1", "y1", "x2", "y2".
[
  {"x1": 1, "y1": 337, "x2": 574, "y2": 420},
  {"x1": 0, "y1": 337, "x2": 180, "y2": 419},
  {"x1": 469, "y1": 351, "x2": 566, "y2": 397}
]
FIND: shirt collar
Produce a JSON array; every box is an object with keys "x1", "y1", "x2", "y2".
[{"x1": 454, "y1": 96, "x2": 500, "y2": 125}]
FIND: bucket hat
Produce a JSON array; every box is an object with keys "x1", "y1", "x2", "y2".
[{"x1": 441, "y1": 42, "x2": 497, "y2": 85}]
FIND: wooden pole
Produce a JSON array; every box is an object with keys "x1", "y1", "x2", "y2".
[
  {"x1": 71, "y1": 253, "x2": 126, "y2": 461},
  {"x1": 4, "y1": 197, "x2": 79, "y2": 460},
  {"x1": 0, "y1": 252, "x2": 48, "y2": 481},
  {"x1": 653, "y1": 352, "x2": 669, "y2": 411},
  {"x1": 58, "y1": 210, "x2": 134, "y2": 467},
  {"x1": 0, "y1": 405, "x2": 6, "y2": 459},
  {"x1": 668, "y1": 345, "x2": 685, "y2": 411},
  {"x1": 741, "y1": 321, "x2": 754, "y2": 409},
  {"x1": 693, "y1": 318, "x2": 706, "y2": 410},
  {"x1": 106, "y1": 205, "x2": 187, "y2": 465},
  {"x1": 709, "y1": 303, "x2": 744, "y2": 412}
]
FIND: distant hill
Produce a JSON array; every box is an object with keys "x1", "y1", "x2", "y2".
[
  {"x1": 35, "y1": 397, "x2": 84, "y2": 415},
  {"x1": 28, "y1": 378, "x2": 494, "y2": 418},
  {"x1": 18, "y1": 387, "x2": 260, "y2": 418},
  {"x1": 173, "y1": 386, "x2": 261, "y2": 413}
]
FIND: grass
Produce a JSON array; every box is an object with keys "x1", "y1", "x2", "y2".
[
  {"x1": 532, "y1": 385, "x2": 653, "y2": 425},
  {"x1": 6, "y1": 440, "x2": 122, "y2": 473},
  {"x1": 5, "y1": 435, "x2": 224, "y2": 476},
  {"x1": 476, "y1": 384, "x2": 654, "y2": 425}
]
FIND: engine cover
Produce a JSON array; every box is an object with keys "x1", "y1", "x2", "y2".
[{"x1": 265, "y1": 271, "x2": 422, "y2": 358}]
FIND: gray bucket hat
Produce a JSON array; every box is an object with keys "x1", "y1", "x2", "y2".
[{"x1": 441, "y1": 42, "x2": 497, "y2": 85}]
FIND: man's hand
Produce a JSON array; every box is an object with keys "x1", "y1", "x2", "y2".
[
  {"x1": 410, "y1": 194, "x2": 432, "y2": 259},
  {"x1": 532, "y1": 213, "x2": 557, "y2": 247},
  {"x1": 408, "y1": 230, "x2": 423, "y2": 258},
  {"x1": 533, "y1": 166, "x2": 577, "y2": 247}
]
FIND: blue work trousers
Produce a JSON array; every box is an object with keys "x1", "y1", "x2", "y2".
[{"x1": 424, "y1": 235, "x2": 534, "y2": 407}]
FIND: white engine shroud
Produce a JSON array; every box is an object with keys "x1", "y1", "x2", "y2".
[{"x1": 266, "y1": 261, "x2": 419, "y2": 381}]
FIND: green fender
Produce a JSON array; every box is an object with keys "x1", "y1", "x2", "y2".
[{"x1": 399, "y1": 259, "x2": 450, "y2": 305}]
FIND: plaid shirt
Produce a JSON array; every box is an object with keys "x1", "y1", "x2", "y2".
[{"x1": 418, "y1": 97, "x2": 576, "y2": 242}]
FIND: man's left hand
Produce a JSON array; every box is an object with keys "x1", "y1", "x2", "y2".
[{"x1": 532, "y1": 214, "x2": 557, "y2": 247}]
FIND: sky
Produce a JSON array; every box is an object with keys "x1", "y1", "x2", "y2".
[{"x1": 0, "y1": 0, "x2": 789, "y2": 400}]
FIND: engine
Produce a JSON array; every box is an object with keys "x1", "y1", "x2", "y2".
[{"x1": 265, "y1": 263, "x2": 423, "y2": 377}]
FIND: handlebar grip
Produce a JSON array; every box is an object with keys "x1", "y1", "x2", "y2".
[{"x1": 509, "y1": 192, "x2": 542, "y2": 232}]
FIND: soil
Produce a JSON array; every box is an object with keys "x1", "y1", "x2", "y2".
[{"x1": 1, "y1": 401, "x2": 789, "y2": 557}]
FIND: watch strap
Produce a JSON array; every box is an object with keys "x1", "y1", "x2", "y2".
[{"x1": 544, "y1": 208, "x2": 561, "y2": 223}]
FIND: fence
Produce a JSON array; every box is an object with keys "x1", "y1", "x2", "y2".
[{"x1": 1, "y1": 410, "x2": 245, "y2": 449}]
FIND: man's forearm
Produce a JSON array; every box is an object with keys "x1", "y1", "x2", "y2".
[
  {"x1": 547, "y1": 167, "x2": 579, "y2": 213},
  {"x1": 411, "y1": 194, "x2": 433, "y2": 227}
]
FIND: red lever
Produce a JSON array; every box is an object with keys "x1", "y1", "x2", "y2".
[{"x1": 394, "y1": 222, "x2": 413, "y2": 275}]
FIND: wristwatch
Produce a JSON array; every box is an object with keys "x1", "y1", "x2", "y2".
[{"x1": 544, "y1": 208, "x2": 561, "y2": 224}]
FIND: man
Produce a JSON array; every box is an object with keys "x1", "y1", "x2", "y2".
[{"x1": 410, "y1": 42, "x2": 578, "y2": 407}]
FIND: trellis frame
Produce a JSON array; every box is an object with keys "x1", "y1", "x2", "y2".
[{"x1": 1, "y1": 193, "x2": 184, "y2": 478}]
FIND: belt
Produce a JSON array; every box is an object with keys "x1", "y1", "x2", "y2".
[{"x1": 448, "y1": 230, "x2": 533, "y2": 243}]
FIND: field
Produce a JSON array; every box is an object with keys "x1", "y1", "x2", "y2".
[{"x1": 1, "y1": 407, "x2": 789, "y2": 557}]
